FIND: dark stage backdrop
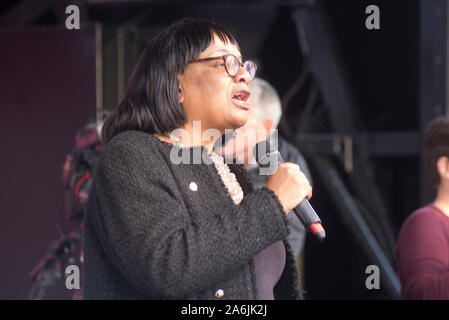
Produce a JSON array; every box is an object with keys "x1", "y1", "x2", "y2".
[{"x1": 0, "y1": 25, "x2": 96, "y2": 299}]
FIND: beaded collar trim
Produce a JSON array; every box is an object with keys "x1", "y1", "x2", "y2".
[{"x1": 167, "y1": 131, "x2": 244, "y2": 204}]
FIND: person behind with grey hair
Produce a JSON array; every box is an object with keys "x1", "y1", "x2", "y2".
[{"x1": 221, "y1": 77, "x2": 313, "y2": 296}]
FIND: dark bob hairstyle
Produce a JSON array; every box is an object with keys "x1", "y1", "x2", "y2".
[{"x1": 102, "y1": 18, "x2": 239, "y2": 144}]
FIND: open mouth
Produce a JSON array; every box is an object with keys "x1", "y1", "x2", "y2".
[{"x1": 231, "y1": 89, "x2": 251, "y2": 109}]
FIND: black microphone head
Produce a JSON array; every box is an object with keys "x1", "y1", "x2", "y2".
[
  {"x1": 253, "y1": 140, "x2": 275, "y2": 165},
  {"x1": 252, "y1": 140, "x2": 283, "y2": 175}
]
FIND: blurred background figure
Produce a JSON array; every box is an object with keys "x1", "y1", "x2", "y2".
[
  {"x1": 396, "y1": 116, "x2": 449, "y2": 299},
  {"x1": 29, "y1": 115, "x2": 107, "y2": 300},
  {"x1": 221, "y1": 77, "x2": 313, "y2": 281}
]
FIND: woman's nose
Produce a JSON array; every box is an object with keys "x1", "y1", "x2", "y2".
[{"x1": 234, "y1": 65, "x2": 251, "y2": 84}]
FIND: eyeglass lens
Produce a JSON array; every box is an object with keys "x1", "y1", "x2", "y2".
[
  {"x1": 243, "y1": 61, "x2": 256, "y2": 79},
  {"x1": 225, "y1": 55, "x2": 256, "y2": 79},
  {"x1": 225, "y1": 55, "x2": 239, "y2": 77}
]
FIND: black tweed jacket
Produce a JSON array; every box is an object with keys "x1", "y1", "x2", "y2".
[{"x1": 83, "y1": 130, "x2": 302, "y2": 300}]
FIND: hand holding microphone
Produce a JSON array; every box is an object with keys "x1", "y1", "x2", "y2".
[
  {"x1": 254, "y1": 141, "x2": 326, "y2": 242},
  {"x1": 265, "y1": 163, "x2": 312, "y2": 213}
]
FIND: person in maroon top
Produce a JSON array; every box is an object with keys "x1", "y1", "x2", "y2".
[{"x1": 396, "y1": 116, "x2": 449, "y2": 299}]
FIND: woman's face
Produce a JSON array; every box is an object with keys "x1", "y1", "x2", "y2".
[{"x1": 178, "y1": 34, "x2": 252, "y2": 134}]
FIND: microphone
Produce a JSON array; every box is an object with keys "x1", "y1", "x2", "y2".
[{"x1": 253, "y1": 141, "x2": 326, "y2": 242}]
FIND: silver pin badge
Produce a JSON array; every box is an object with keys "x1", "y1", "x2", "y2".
[{"x1": 189, "y1": 182, "x2": 198, "y2": 191}]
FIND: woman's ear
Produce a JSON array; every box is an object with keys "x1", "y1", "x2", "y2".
[
  {"x1": 177, "y1": 75, "x2": 184, "y2": 104},
  {"x1": 178, "y1": 87, "x2": 184, "y2": 104},
  {"x1": 436, "y1": 156, "x2": 449, "y2": 182}
]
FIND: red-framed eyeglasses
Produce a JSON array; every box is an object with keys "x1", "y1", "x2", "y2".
[{"x1": 190, "y1": 54, "x2": 257, "y2": 80}]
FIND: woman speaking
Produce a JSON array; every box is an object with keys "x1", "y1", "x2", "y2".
[{"x1": 84, "y1": 18, "x2": 312, "y2": 300}]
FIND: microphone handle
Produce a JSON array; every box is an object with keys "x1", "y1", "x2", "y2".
[
  {"x1": 294, "y1": 199, "x2": 321, "y2": 225},
  {"x1": 256, "y1": 145, "x2": 325, "y2": 241},
  {"x1": 293, "y1": 200, "x2": 325, "y2": 242}
]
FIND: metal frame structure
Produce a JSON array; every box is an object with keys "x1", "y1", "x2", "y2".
[
  {"x1": 287, "y1": 0, "x2": 448, "y2": 298},
  {"x1": 290, "y1": 1, "x2": 400, "y2": 297}
]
